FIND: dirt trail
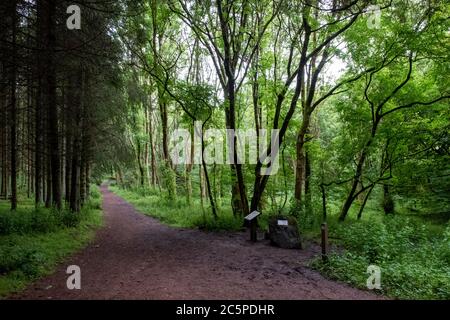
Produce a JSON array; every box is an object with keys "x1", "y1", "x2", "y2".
[{"x1": 14, "y1": 186, "x2": 380, "y2": 299}]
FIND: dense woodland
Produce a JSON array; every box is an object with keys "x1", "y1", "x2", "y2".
[{"x1": 0, "y1": 0, "x2": 449, "y2": 299}]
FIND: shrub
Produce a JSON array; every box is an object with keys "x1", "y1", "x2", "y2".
[
  {"x1": 311, "y1": 215, "x2": 450, "y2": 299},
  {"x1": 0, "y1": 185, "x2": 103, "y2": 236},
  {"x1": 0, "y1": 188, "x2": 103, "y2": 297},
  {"x1": 192, "y1": 212, "x2": 243, "y2": 231},
  {"x1": 0, "y1": 245, "x2": 46, "y2": 277}
]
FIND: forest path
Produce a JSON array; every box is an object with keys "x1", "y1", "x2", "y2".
[{"x1": 14, "y1": 186, "x2": 380, "y2": 299}]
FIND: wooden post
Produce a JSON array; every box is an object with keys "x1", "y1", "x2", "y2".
[
  {"x1": 244, "y1": 210, "x2": 261, "y2": 242},
  {"x1": 321, "y1": 223, "x2": 328, "y2": 262},
  {"x1": 250, "y1": 219, "x2": 257, "y2": 242}
]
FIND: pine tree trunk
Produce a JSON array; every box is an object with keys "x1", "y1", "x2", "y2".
[
  {"x1": 85, "y1": 162, "x2": 90, "y2": 201},
  {"x1": 9, "y1": 0, "x2": 18, "y2": 210},
  {"x1": 46, "y1": 0, "x2": 61, "y2": 209},
  {"x1": 69, "y1": 69, "x2": 83, "y2": 213},
  {"x1": 45, "y1": 151, "x2": 52, "y2": 208},
  {"x1": 65, "y1": 136, "x2": 72, "y2": 202}
]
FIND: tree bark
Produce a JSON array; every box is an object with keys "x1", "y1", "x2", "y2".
[
  {"x1": 339, "y1": 138, "x2": 372, "y2": 221},
  {"x1": 148, "y1": 102, "x2": 157, "y2": 187},
  {"x1": 38, "y1": 0, "x2": 61, "y2": 209},
  {"x1": 357, "y1": 185, "x2": 375, "y2": 220},
  {"x1": 304, "y1": 146, "x2": 312, "y2": 211},
  {"x1": 45, "y1": 148, "x2": 52, "y2": 208},
  {"x1": 383, "y1": 184, "x2": 394, "y2": 214},
  {"x1": 35, "y1": 0, "x2": 43, "y2": 205},
  {"x1": 9, "y1": 0, "x2": 18, "y2": 210},
  {"x1": 46, "y1": 0, "x2": 61, "y2": 209},
  {"x1": 294, "y1": 113, "x2": 311, "y2": 203},
  {"x1": 69, "y1": 69, "x2": 83, "y2": 212}
]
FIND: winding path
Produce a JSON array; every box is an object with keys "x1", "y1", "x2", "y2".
[{"x1": 15, "y1": 186, "x2": 380, "y2": 299}]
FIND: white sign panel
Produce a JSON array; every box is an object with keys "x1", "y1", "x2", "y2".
[{"x1": 245, "y1": 210, "x2": 261, "y2": 221}]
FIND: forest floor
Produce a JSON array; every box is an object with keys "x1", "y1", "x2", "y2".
[{"x1": 12, "y1": 186, "x2": 381, "y2": 299}]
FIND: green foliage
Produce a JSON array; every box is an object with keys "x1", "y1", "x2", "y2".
[
  {"x1": 110, "y1": 186, "x2": 243, "y2": 231},
  {"x1": 192, "y1": 213, "x2": 243, "y2": 231},
  {"x1": 96, "y1": 0, "x2": 449, "y2": 301},
  {"x1": 0, "y1": 205, "x2": 75, "y2": 235},
  {"x1": 312, "y1": 213, "x2": 450, "y2": 299},
  {"x1": 161, "y1": 164, "x2": 177, "y2": 201},
  {"x1": 291, "y1": 200, "x2": 321, "y2": 234},
  {"x1": 0, "y1": 185, "x2": 102, "y2": 235},
  {"x1": 0, "y1": 187, "x2": 103, "y2": 298},
  {"x1": 174, "y1": 81, "x2": 218, "y2": 122}
]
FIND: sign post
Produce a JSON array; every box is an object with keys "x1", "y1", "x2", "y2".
[
  {"x1": 321, "y1": 223, "x2": 328, "y2": 262},
  {"x1": 244, "y1": 211, "x2": 261, "y2": 242}
]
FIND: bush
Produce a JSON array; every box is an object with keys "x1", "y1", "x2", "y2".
[
  {"x1": 192, "y1": 212, "x2": 243, "y2": 231},
  {"x1": 0, "y1": 188, "x2": 103, "y2": 297},
  {"x1": 89, "y1": 184, "x2": 102, "y2": 200},
  {"x1": 0, "y1": 245, "x2": 46, "y2": 277},
  {"x1": 311, "y1": 215, "x2": 450, "y2": 299},
  {"x1": 31, "y1": 208, "x2": 59, "y2": 233},
  {"x1": 0, "y1": 185, "x2": 102, "y2": 236},
  {"x1": 0, "y1": 207, "x2": 79, "y2": 236}
]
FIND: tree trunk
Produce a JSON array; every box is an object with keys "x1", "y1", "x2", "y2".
[
  {"x1": 304, "y1": 146, "x2": 312, "y2": 212},
  {"x1": 70, "y1": 138, "x2": 81, "y2": 212},
  {"x1": 143, "y1": 103, "x2": 150, "y2": 185},
  {"x1": 357, "y1": 185, "x2": 375, "y2": 220},
  {"x1": 65, "y1": 136, "x2": 72, "y2": 202},
  {"x1": 45, "y1": 150, "x2": 52, "y2": 208},
  {"x1": 339, "y1": 146, "x2": 370, "y2": 220},
  {"x1": 9, "y1": 0, "x2": 18, "y2": 210},
  {"x1": 34, "y1": 0, "x2": 43, "y2": 205},
  {"x1": 199, "y1": 164, "x2": 204, "y2": 209},
  {"x1": 38, "y1": 0, "x2": 61, "y2": 209},
  {"x1": 136, "y1": 140, "x2": 145, "y2": 187},
  {"x1": 69, "y1": 69, "x2": 83, "y2": 212},
  {"x1": 185, "y1": 168, "x2": 192, "y2": 205},
  {"x1": 46, "y1": 1, "x2": 61, "y2": 210},
  {"x1": 27, "y1": 64, "x2": 33, "y2": 199},
  {"x1": 217, "y1": 0, "x2": 249, "y2": 216},
  {"x1": 339, "y1": 121, "x2": 379, "y2": 221},
  {"x1": 294, "y1": 115, "x2": 310, "y2": 205},
  {"x1": 0, "y1": 59, "x2": 7, "y2": 199},
  {"x1": 383, "y1": 184, "x2": 394, "y2": 214},
  {"x1": 80, "y1": 151, "x2": 86, "y2": 206},
  {"x1": 85, "y1": 162, "x2": 91, "y2": 201},
  {"x1": 148, "y1": 103, "x2": 157, "y2": 187}
]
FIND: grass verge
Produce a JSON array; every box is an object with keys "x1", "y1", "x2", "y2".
[
  {"x1": 0, "y1": 187, "x2": 103, "y2": 298},
  {"x1": 308, "y1": 202, "x2": 450, "y2": 299},
  {"x1": 109, "y1": 186, "x2": 244, "y2": 231}
]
